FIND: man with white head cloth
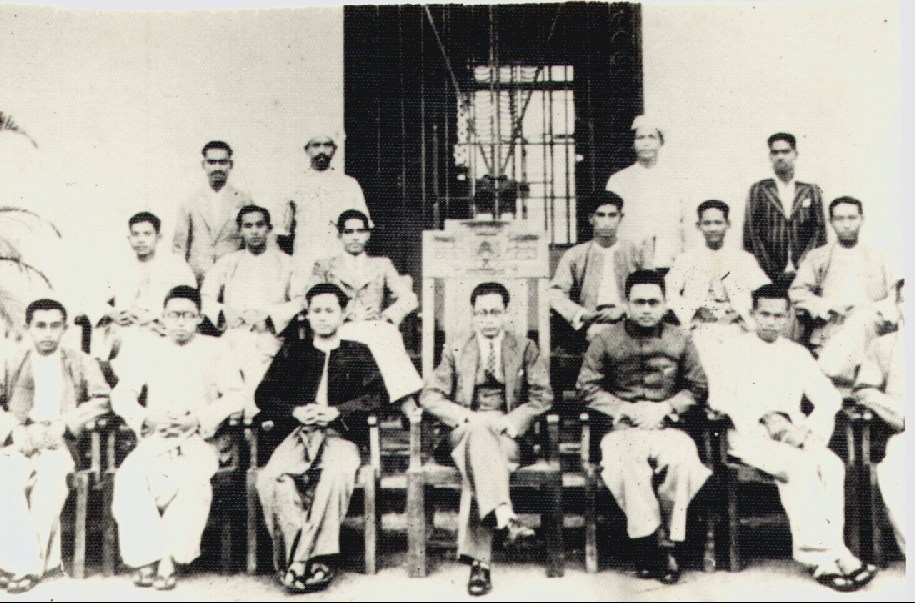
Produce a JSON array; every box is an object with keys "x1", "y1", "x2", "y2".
[
  {"x1": 282, "y1": 131, "x2": 371, "y2": 271},
  {"x1": 605, "y1": 115, "x2": 687, "y2": 271}
]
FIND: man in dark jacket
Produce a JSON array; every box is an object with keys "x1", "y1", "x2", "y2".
[{"x1": 254, "y1": 283, "x2": 386, "y2": 593}]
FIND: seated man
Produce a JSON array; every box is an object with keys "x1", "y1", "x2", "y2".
[
  {"x1": 309, "y1": 209, "x2": 423, "y2": 403},
  {"x1": 202, "y1": 204, "x2": 301, "y2": 412},
  {"x1": 853, "y1": 281, "x2": 904, "y2": 554},
  {"x1": 666, "y1": 200, "x2": 769, "y2": 330},
  {"x1": 577, "y1": 270, "x2": 709, "y2": 584},
  {"x1": 111, "y1": 286, "x2": 244, "y2": 591},
  {"x1": 716, "y1": 284, "x2": 877, "y2": 592},
  {"x1": 550, "y1": 191, "x2": 652, "y2": 342},
  {"x1": 789, "y1": 196, "x2": 901, "y2": 384},
  {"x1": 92, "y1": 211, "x2": 195, "y2": 372},
  {"x1": 254, "y1": 283, "x2": 386, "y2": 593},
  {"x1": 421, "y1": 282, "x2": 553, "y2": 597},
  {"x1": 0, "y1": 299, "x2": 109, "y2": 594}
]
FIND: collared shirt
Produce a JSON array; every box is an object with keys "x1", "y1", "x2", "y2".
[
  {"x1": 95, "y1": 250, "x2": 196, "y2": 326},
  {"x1": 313, "y1": 337, "x2": 342, "y2": 407},
  {"x1": 475, "y1": 330, "x2": 505, "y2": 383},
  {"x1": 822, "y1": 244, "x2": 870, "y2": 307},
  {"x1": 30, "y1": 350, "x2": 64, "y2": 422},
  {"x1": 595, "y1": 242, "x2": 621, "y2": 308},
  {"x1": 774, "y1": 177, "x2": 796, "y2": 217}
]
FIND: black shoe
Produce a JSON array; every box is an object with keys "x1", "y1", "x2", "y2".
[
  {"x1": 658, "y1": 551, "x2": 681, "y2": 585},
  {"x1": 503, "y1": 517, "x2": 536, "y2": 546},
  {"x1": 467, "y1": 561, "x2": 492, "y2": 597}
]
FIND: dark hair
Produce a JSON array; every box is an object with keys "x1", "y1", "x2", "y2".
[
  {"x1": 201, "y1": 140, "x2": 233, "y2": 157},
  {"x1": 25, "y1": 298, "x2": 67, "y2": 324},
  {"x1": 624, "y1": 269, "x2": 666, "y2": 298},
  {"x1": 164, "y1": 285, "x2": 201, "y2": 310},
  {"x1": 128, "y1": 211, "x2": 161, "y2": 234},
  {"x1": 236, "y1": 204, "x2": 271, "y2": 229},
  {"x1": 828, "y1": 196, "x2": 863, "y2": 218},
  {"x1": 306, "y1": 283, "x2": 349, "y2": 309},
  {"x1": 470, "y1": 282, "x2": 510, "y2": 307},
  {"x1": 588, "y1": 190, "x2": 624, "y2": 215},
  {"x1": 337, "y1": 209, "x2": 370, "y2": 233},
  {"x1": 697, "y1": 199, "x2": 730, "y2": 221},
  {"x1": 751, "y1": 283, "x2": 790, "y2": 310},
  {"x1": 767, "y1": 132, "x2": 796, "y2": 150}
]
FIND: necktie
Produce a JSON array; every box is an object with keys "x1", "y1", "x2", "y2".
[{"x1": 486, "y1": 339, "x2": 497, "y2": 382}]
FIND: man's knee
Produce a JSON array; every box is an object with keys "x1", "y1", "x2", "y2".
[
  {"x1": 659, "y1": 430, "x2": 702, "y2": 467},
  {"x1": 321, "y1": 439, "x2": 361, "y2": 480}
]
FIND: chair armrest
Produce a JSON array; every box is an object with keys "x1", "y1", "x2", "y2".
[
  {"x1": 368, "y1": 415, "x2": 381, "y2": 480},
  {"x1": 541, "y1": 413, "x2": 560, "y2": 464},
  {"x1": 408, "y1": 409, "x2": 423, "y2": 470},
  {"x1": 579, "y1": 412, "x2": 590, "y2": 469}
]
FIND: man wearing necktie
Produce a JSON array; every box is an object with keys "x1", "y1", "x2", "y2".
[{"x1": 421, "y1": 282, "x2": 553, "y2": 596}]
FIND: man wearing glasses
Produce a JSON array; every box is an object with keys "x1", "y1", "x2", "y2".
[
  {"x1": 281, "y1": 132, "x2": 371, "y2": 269},
  {"x1": 420, "y1": 282, "x2": 553, "y2": 596},
  {"x1": 307, "y1": 209, "x2": 422, "y2": 405},
  {"x1": 110, "y1": 286, "x2": 244, "y2": 591}
]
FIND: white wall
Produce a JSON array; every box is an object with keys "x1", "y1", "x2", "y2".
[
  {"x1": 641, "y1": 0, "x2": 902, "y2": 257},
  {"x1": 0, "y1": 6, "x2": 344, "y2": 315}
]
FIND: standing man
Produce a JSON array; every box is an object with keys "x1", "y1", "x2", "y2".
[
  {"x1": 254, "y1": 283, "x2": 386, "y2": 593},
  {"x1": 853, "y1": 281, "x2": 904, "y2": 554},
  {"x1": 111, "y1": 286, "x2": 244, "y2": 591},
  {"x1": 282, "y1": 132, "x2": 371, "y2": 270},
  {"x1": 174, "y1": 140, "x2": 254, "y2": 283},
  {"x1": 310, "y1": 209, "x2": 423, "y2": 404},
  {"x1": 92, "y1": 212, "x2": 196, "y2": 372},
  {"x1": 743, "y1": 132, "x2": 827, "y2": 288},
  {"x1": 605, "y1": 115, "x2": 686, "y2": 271},
  {"x1": 789, "y1": 196, "x2": 901, "y2": 384},
  {"x1": 714, "y1": 284, "x2": 877, "y2": 592},
  {"x1": 576, "y1": 270, "x2": 710, "y2": 585},
  {"x1": 550, "y1": 191, "x2": 652, "y2": 341},
  {"x1": 0, "y1": 299, "x2": 110, "y2": 594},
  {"x1": 201, "y1": 205, "x2": 301, "y2": 413},
  {"x1": 421, "y1": 282, "x2": 552, "y2": 596}
]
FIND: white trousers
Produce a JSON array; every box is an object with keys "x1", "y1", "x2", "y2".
[
  {"x1": 0, "y1": 447, "x2": 73, "y2": 576},
  {"x1": 728, "y1": 429, "x2": 855, "y2": 569},
  {"x1": 112, "y1": 435, "x2": 218, "y2": 568},
  {"x1": 340, "y1": 320, "x2": 422, "y2": 402},
  {"x1": 223, "y1": 328, "x2": 282, "y2": 410}
]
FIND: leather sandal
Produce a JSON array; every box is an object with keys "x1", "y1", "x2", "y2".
[
  {"x1": 7, "y1": 575, "x2": 39, "y2": 595},
  {"x1": 303, "y1": 561, "x2": 334, "y2": 592},
  {"x1": 153, "y1": 573, "x2": 177, "y2": 591},
  {"x1": 846, "y1": 563, "x2": 878, "y2": 589},
  {"x1": 467, "y1": 561, "x2": 492, "y2": 597},
  {"x1": 814, "y1": 571, "x2": 858, "y2": 593},
  {"x1": 133, "y1": 565, "x2": 155, "y2": 588}
]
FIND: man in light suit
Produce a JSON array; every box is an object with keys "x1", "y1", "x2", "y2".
[
  {"x1": 174, "y1": 140, "x2": 254, "y2": 283},
  {"x1": 309, "y1": 209, "x2": 422, "y2": 404},
  {"x1": 420, "y1": 282, "x2": 553, "y2": 596},
  {"x1": 550, "y1": 191, "x2": 652, "y2": 341}
]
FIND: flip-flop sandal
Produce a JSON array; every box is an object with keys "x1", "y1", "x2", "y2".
[
  {"x1": 846, "y1": 563, "x2": 878, "y2": 588},
  {"x1": 133, "y1": 566, "x2": 156, "y2": 588},
  {"x1": 0, "y1": 570, "x2": 11, "y2": 589},
  {"x1": 7, "y1": 575, "x2": 39, "y2": 595},
  {"x1": 282, "y1": 567, "x2": 309, "y2": 594},
  {"x1": 303, "y1": 562, "x2": 334, "y2": 591},
  {"x1": 814, "y1": 571, "x2": 859, "y2": 593},
  {"x1": 153, "y1": 574, "x2": 177, "y2": 591}
]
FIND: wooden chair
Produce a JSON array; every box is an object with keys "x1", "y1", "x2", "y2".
[
  {"x1": 59, "y1": 417, "x2": 106, "y2": 579},
  {"x1": 577, "y1": 407, "x2": 722, "y2": 574},
  {"x1": 407, "y1": 218, "x2": 563, "y2": 578},
  {"x1": 714, "y1": 404, "x2": 861, "y2": 571},
  {"x1": 98, "y1": 413, "x2": 247, "y2": 576}
]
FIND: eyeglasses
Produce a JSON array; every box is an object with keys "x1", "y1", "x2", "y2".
[
  {"x1": 164, "y1": 311, "x2": 199, "y2": 320},
  {"x1": 473, "y1": 309, "x2": 505, "y2": 317}
]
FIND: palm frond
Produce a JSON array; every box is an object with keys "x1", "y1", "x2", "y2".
[
  {"x1": 0, "y1": 207, "x2": 62, "y2": 238},
  {"x1": 0, "y1": 112, "x2": 39, "y2": 149},
  {"x1": 0, "y1": 256, "x2": 53, "y2": 288}
]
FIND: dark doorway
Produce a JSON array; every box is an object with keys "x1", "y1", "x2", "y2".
[{"x1": 344, "y1": 2, "x2": 643, "y2": 283}]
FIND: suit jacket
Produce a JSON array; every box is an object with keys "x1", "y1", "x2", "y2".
[
  {"x1": 743, "y1": 178, "x2": 826, "y2": 281},
  {"x1": 0, "y1": 345, "x2": 110, "y2": 457},
  {"x1": 173, "y1": 183, "x2": 253, "y2": 282},
  {"x1": 420, "y1": 332, "x2": 553, "y2": 439},
  {"x1": 255, "y1": 338, "x2": 386, "y2": 456},
  {"x1": 311, "y1": 254, "x2": 418, "y2": 325},
  {"x1": 549, "y1": 240, "x2": 652, "y2": 327}
]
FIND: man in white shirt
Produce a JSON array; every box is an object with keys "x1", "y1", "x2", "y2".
[
  {"x1": 92, "y1": 212, "x2": 196, "y2": 372},
  {"x1": 282, "y1": 132, "x2": 371, "y2": 270},
  {"x1": 0, "y1": 299, "x2": 109, "y2": 593},
  {"x1": 201, "y1": 205, "x2": 302, "y2": 414},
  {"x1": 604, "y1": 115, "x2": 686, "y2": 270},
  {"x1": 790, "y1": 197, "x2": 901, "y2": 385},
  {"x1": 714, "y1": 284, "x2": 877, "y2": 592},
  {"x1": 550, "y1": 191, "x2": 652, "y2": 341},
  {"x1": 174, "y1": 141, "x2": 254, "y2": 283},
  {"x1": 111, "y1": 286, "x2": 244, "y2": 591}
]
